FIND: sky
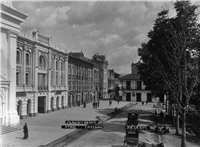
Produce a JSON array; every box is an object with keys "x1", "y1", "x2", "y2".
[{"x1": 12, "y1": 0, "x2": 200, "y2": 74}]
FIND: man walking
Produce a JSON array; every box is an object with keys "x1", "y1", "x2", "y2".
[{"x1": 23, "y1": 123, "x2": 28, "y2": 139}]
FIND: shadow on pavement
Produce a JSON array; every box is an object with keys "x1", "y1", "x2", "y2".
[
  {"x1": 102, "y1": 123, "x2": 125, "y2": 133},
  {"x1": 95, "y1": 108, "x2": 116, "y2": 115}
]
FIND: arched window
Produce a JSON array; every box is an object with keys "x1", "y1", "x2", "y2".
[
  {"x1": 61, "y1": 62, "x2": 63, "y2": 71},
  {"x1": 26, "y1": 53, "x2": 30, "y2": 66},
  {"x1": 56, "y1": 60, "x2": 58, "y2": 71},
  {"x1": 39, "y1": 55, "x2": 46, "y2": 68},
  {"x1": 16, "y1": 50, "x2": 21, "y2": 64}
]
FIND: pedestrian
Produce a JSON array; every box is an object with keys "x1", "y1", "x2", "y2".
[
  {"x1": 97, "y1": 100, "x2": 100, "y2": 107},
  {"x1": 117, "y1": 99, "x2": 119, "y2": 104},
  {"x1": 93, "y1": 102, "x2": 95, "y2": 109},
  {"x1": 23, "y1": 123, "x2": 28, "y2": 139},
  {"x1": 94, "y1": 102, "x2": 97, "y2": 109},
  {"x1": 109, "y1": 99, "x2": 112, "y2": 106},
  {"x1": 160, "y1": 111, "x2": 164, "y2": 121},
  {"x1": 83, "y1": 101, "x2": 86, "y2": 108},
  {"x1": 155, "y1": 126, "x2": 160, "y2": 134}
]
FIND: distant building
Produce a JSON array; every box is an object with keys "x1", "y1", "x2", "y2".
[
  {"x1": 68, "y1": 52, "x2": 100, "y2": 106},
  {"x1": 108, "y1": 69, "x2": 121, "y2": 98},
  {"x1": 119, "y1": 61, "x2": 152, "y2": 102},
  {"x1": 92, "y1": 54, "x2": 108, "y2": 99}
]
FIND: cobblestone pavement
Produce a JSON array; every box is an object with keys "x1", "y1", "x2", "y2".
[
  {"x1": 1, "y1": 100, "x2": 129, "y2": 147},
  {"x1": 67, "y1": 103, "x2": 200, "y2": 147}
]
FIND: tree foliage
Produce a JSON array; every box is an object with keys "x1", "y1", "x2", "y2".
[{"x1": 137, "y1": 1, "x2": 200, "y2": 147}]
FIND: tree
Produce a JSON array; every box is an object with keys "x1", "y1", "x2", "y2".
[
  {"x1": 137, "y1": 1, "x2": 200, "y2": 147},
  {"x1": 138, "y1": 9, "x2": 181, "y2": 134}
]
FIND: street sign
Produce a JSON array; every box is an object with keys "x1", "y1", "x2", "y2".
[
  {"x1": 61, "y1": 125, "x2": 103, "y2": 129},
  {"x1": 65, "y1": 120, "x2": 98, "y2": 124},
  {"x1": 125, "y1": 125, "x2": 150, "y2": 130}
]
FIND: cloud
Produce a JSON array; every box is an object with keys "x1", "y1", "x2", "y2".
[
  {"x1": 114, "y1": 18, "x2": 125, "y2": 29},
  {"x1": 85, "y1": 30, "x2": 102, "y2": 38},
  {"x1": 13, "y1": 1, "x2": 183, "y2": 73}
]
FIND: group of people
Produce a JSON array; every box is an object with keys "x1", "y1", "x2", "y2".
[
  {"x1": 155, "y1": 110, "x2": 164, "y2": 121},
  {"x1": 155, "y1": 126, "x2": 170, "y2": 134},
  {"x1": 77, "y1": 101, "x2": 87, "y2": 108},
  {"x1": 93, "y1": 101, "x2": 99, "y2": 109}
]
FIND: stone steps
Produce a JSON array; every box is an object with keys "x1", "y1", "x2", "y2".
[{"x1": 0, "y1": 126, "x2": 21, "y2": 135}]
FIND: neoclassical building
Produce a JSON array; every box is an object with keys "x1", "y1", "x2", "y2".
[
  {"x1": 68, "y1": 52, "x2": 100, "y2": 107},
  {"x1": 0, "y1": 2, "x2": 27, "y2": 126},
  {"x1": 16, "y1": 31, "x2": 68, "y2": 119}
]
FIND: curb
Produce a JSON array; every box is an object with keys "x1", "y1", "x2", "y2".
[{"x1": 39, "y1": 102, "x2": 134, "y2": 147}]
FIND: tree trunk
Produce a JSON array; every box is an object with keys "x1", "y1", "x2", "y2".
[
  {"x1": 175, "y1": 106, "x2": 179, "y2": 135},
  {"x1": 181, "y1": 108, "x2": 186, "y2": 147},
  {"x1": 172, "y1": 104, "x2": 175, "y2": 126}
]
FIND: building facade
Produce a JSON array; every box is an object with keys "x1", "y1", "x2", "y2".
[
  {"x1": 68, "y1": 52, "x2": 100, "y2": 107},
  {"x1": 0, "y1": 2, "x2": 27, "y2": 126},
  {"x1": 92, "y1": 54, "x2": 108, "y2": 99},
  {"x1": 16, "y1": 31, "x2": 69, "y2": 119},
  {"x1": 119, "y1": 62, "x2": 152, "y2": 102}
]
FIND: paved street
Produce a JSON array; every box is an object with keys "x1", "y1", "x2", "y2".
[
  {"x1": 67, "y1": 103, "x2": 200, "y2": 147},
  {"x1": 1, "y1": 100, "x2": 129, "y2": 147}
]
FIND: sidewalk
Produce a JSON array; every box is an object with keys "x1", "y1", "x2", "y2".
[
  {"x1": 133, "y1": 104, "x2": 200, "y2": 147},
  {"x1": 1, "y1": 100, "x2": 129, "y2": 147}
]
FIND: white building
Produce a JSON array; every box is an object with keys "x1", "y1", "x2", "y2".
[
  {"x1": 0, "y1": 2, "x2": 27, "y2": 126},
  {"x1": 119, "y1": 62, "x2": 152, "y2": 102}
]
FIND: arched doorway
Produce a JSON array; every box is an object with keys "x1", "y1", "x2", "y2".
[
  {"x1": 68, "y1": 95, "x2": 71, "y2": 108},
  {"x1": 27, "y1": 99, "x2": 31, "y2": 117},
  {"x1": 61, "y1": 96, "x2": 64, "y2": 109},
  {"x1": 56, "y1": 96, "x2": 59, "y2": 110},
  {"x1": 51, "y1": 97, "x2": 54, "y2": 111},
  {"x1": 72, "y1": 95, "x2": 75, "y2": 107},
  {"x1": 17, "y1": 100, "x2": 22, "y2": 119}
]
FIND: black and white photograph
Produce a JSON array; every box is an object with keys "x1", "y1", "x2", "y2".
[{"x1": 0, "y1": 0, "x2": 200, "y2": 147}]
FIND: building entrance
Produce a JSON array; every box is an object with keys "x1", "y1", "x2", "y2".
[
  {"x1": 38, "y1": 96, "x2": 46, "y2": 113},
  {"x1": 126, "y1": 93, "x2": 131, "y2": 101},
  {"x1": 136, "y1": 93, "x2": 141, "y2": 102}
]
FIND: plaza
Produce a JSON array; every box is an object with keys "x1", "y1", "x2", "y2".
[{"x1": 1, "y1": 100, "x2": 129, "y2": 147}]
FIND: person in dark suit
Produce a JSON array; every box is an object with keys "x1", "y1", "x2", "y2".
[{"x1": 23, "y1": 123, "x2": 28, "y2": 139}]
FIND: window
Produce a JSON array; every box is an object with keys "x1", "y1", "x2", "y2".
[
  {"x1": 51, "y1": 72, "x2": 54, "y2": 86},
  {"x1": 69, "y1": 64, "x2": 71, "y2": 75},
  {"x1": 26, "y1": 53, "x2": 30, "y2": 66},
  {"x1": 16, "y1": 51, "x2": 21, "y2": 64},
  {"x1": 25, "y1": 72, "x2": 30, "y2": 86},
  {"x1": 39, "y1": 55, "x2": 46, "y2": 68},
  {"x1": 137, "y1": 81, "x2": 142, "y2": 90},
  {"x1": 126, "y1": 81, "x2": 131, "y2": 89},
  {"x1": 56, "y1": 73, "x2": 58, "y2": 85},
  {"x1": 38, "y1": 73, "x2": 46, "y2": 90},
  {"x1": 61, "y1": 74, "x2": 64, "y2": 86},
  {"x1": 16, "y1": 72, "x2": 20, "y2": 86},
  {"x1": 56, "y1": 60, "x2": 58, "y2": 71},
  {"x1": 61, "y1": 62, "x2": 63, "y2": 71}
]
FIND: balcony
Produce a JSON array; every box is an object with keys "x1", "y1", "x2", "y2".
[{"x1": 38, "y1": 85, "x2": 48, "y2": 91}]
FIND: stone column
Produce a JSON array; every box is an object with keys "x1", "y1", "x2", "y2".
[
  {"x1": 6, "y1": 31, "x2": 20, "y2": 125},
  {"x1": 64, "y1": 55, "x2": 68, "y2": 108},
  {"x1": 47, "y1": 49, "x2": 51, "y2": 112},
  {"x1": 34, "y1": 47, "x2": 38, "y2": 115}
]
